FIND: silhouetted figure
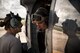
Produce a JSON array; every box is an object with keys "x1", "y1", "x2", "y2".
[{"x1": 62, "y1": 19, "x2": 80, "y2": 53}]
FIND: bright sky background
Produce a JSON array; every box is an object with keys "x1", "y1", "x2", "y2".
[
  {"x1": 0, "y1": 0, "x2": 27, "y2": 18},
  {"x1": 54, "y1": 0, "x2": 80, "y2": 26}
]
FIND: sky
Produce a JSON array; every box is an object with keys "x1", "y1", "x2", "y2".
[
  {"x1": 1, "y1": 0, "x2": 80, "y2": 26},
  {"x1": 54, "y1": 0, "x2": 80, "y2": 26},
  {"x1": 0, "y1": 0, "x2": 27, "y2": 18}
]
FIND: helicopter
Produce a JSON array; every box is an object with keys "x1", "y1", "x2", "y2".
[{"x1": 20, "y1": 0, "x2": 80, "y2": 53}]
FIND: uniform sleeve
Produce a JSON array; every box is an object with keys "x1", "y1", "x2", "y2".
[{"x1": 10, "y1": 39, "x2": 22, "y2": 53}]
